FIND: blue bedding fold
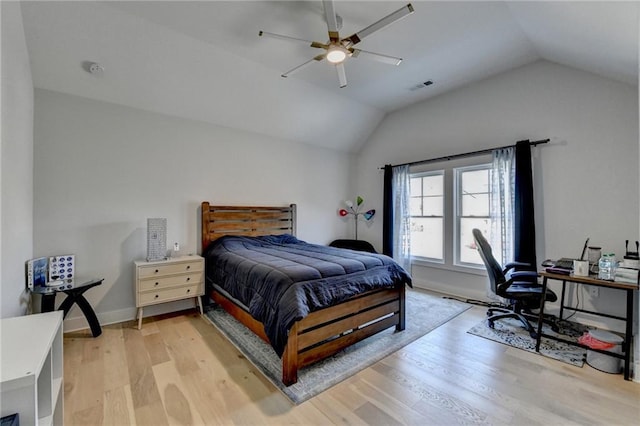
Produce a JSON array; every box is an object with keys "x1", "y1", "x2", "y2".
[{"x1": 203, "y1": 234, "x2": 412, "y2": 357}]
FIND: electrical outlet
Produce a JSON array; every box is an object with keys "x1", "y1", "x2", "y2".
[{"x1": 588, "y1": 285, "x2": 600, "y2": 298}]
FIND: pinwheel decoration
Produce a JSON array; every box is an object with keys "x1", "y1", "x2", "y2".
[{"x1": 338, "y1": 196, "x2": 375, "y2": 240}]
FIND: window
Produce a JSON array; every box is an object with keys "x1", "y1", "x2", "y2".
[
  {"x1": 409, "y1": 162, "x2": 491, "y2": 269},
  {"x1": 410, "y1": 172, "x2": 444, "y2": 260},
  {"x1": 455, "y1": 165, "x2": 490, "y2": 266}
]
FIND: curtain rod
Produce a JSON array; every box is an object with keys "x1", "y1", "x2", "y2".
[{"x1": 381, "y1": 138, "x2": 550, "y2": 169}]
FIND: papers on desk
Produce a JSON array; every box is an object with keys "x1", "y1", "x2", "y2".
[
  {"x1": 615, "y1": 267, "x2": 639, "y2": 285},
  {"x1": 545, "y1": 266, "x2": 572, "y2": 275}
]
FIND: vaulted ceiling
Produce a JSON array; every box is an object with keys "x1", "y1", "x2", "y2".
[{"x1": 20, "y1": 1, "x2": 639, "y2": 152}]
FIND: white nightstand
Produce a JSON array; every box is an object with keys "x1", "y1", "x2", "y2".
[{"x1": 134, "y1": 255, "x2": 204, "y2": 329}]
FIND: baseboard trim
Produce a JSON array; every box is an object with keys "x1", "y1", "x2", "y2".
[
  {"x1": 62, "y1": 298, "x2": 199, "y2": 332},
  {"x1": 62, "y1": 307, "x2": 137, "y2": 332},
  {"x1": 412, "y1": 278, "x2": 487, "y2": 302}
]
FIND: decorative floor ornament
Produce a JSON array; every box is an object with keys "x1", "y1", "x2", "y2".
[{"x1": 204, "y1": 289, "x2": 470, "y2": 404}]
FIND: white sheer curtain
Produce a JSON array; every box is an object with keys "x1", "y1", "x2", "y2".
[
  {"x1": 488, "y1": 148, "x2": 515, "y2": 299},
  {"x1": 392, "y1": 165, "x2": 411, "y2": 272}
]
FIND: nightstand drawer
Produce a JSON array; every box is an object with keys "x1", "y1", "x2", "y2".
[
  {"x1": 139, "y1": 272, "x2": 203, "y2": 291},
  {"x1": 138, "y1": 260, "x2": 203, "y2": 278},
  {"x1": 139, "y1": 284, "x2": 202, "y2": 306}
]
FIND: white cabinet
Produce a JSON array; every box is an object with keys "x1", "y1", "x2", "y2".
[
  {"x1": 135, "y1": 255, "x2": 204, "y2": 329},
  {"x1": 0, "y1": 311, "x2": 64, "y2": 425}
]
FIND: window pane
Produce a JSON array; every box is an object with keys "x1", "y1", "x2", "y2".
[
  {"x1": 410, "y1": 218, "x2": 443, "y2": 259},
  {"x1": 410, "y1": 178, "x2": 422, "y2": 197},
  {"x1": 410, "y1": 197, "x2": 422, "y2": 216},
  {"x1": 459, "y1": 218, "x2": 490, "y2": 264},
  {"x1": 423, "y1": 196, "x2": 443, "y2": 216},
  {"x1": 462, "y1": 193, "x2": 489, "y2": 216},
  {"x1": 462, "y1": 169, "x2": 489, "y2": 193},
  {"x1": 422, "y1": 175, "x2": 443, "y2": 196}
]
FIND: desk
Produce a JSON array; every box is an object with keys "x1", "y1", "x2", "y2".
[
  {"x1": 31, "y1": 278, "x2": 104, "y2": 337},
  {"x1": 535, "y1": 271, "x2": 637, "y2": 380}
]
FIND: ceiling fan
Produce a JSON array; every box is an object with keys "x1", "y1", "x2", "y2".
[{"x1": 259, "y1": 1, "x2": 414, "y2": 88}]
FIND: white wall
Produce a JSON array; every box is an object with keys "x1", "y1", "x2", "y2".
[
  {"x1": 33, "y1": 89, "x2": 354, "y2": 329},
  {"x1": 355, "y1": 61, "x2": 638, "y2": 330},
  {"x1": 1, "y1": 2, "x2": 34, "y2": 318}
]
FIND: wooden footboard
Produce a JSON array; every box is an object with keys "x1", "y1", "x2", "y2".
[
  {"x1": 282, "y1": 281, "x2": 405, "y2": 385},
  {"x1": 211, "y1": 281, "x2": 405, "y2": 386}
]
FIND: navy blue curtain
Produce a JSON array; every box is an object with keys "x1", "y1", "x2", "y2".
[
  {"x1": 514, "y1": 140, "x2": 537, "y2": 267},
  {"x1": 382, "y1": 165, "x2": 393, "y2": 256}
]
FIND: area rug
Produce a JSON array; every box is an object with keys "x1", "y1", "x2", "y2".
[
  {"x1": 467, "y1": 316, "x2": 591, "y2": 367},
  {"x1": 204, "y1": 289, "x2": 470, "y2": 404}
]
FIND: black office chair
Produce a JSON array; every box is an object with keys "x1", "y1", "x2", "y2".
[{"x1": 472, "y1": 228, "x2": 557, "y2": 338}]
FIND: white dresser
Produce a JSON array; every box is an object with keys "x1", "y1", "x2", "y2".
[
  {"x1": 0, "y1": 311, "x2": 64, "y2": 425},
  {"x1": 134, "y1": 255, "x2": 204, "y2": 329}
]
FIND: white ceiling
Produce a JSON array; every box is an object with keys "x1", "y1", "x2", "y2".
[{"x1": 20, "y1": 1, "x2": 639, "y2": 152}]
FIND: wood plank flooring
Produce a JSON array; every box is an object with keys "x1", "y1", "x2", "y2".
[{"x1": 63, "y1": 293, "x2": 640, "y2": 425}]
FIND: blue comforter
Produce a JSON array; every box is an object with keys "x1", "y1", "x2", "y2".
[{"x1": 203, "y1": 234, "x2": 412, "y2": 357}]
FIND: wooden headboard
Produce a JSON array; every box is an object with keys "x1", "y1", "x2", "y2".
[{"x1": 201, "y1": 202, "x2": 297, "y2": 252}]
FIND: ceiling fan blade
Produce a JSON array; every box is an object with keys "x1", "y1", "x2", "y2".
[
  {"x1": 343, "y1": 3, "x2": 414, "y2": 46},
  {"x1": 322, "y1": 0, "x2": 340, "y2": 42},
  {"x1": 310, "y1": 41, "x2": 329, "y2": 50},
  {"x1": 259, "y1": 30, "x2": 315, "y2": 46},
  {"x1": 351, "y1": 48, "x2": 402, "y2": 66},
  {"x1": 336, "y1": 63, "x2": 347, "y2": 88},
  {"x1": 281, "y1": 54, "x2": 325, "y2": 78}
]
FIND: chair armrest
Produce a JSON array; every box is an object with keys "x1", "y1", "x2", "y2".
[
  {"x1": 509, "y1": 270, "x2": 539, "y2": 279},
  {"x1": 503, "y1": 261, "x2": 534, "y2": 273},
  {"x1": 506, "y1": 271, "x2": 539, "y2": 286}
]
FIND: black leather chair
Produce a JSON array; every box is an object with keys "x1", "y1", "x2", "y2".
[
  {"x1": 472, "y1": 228, "x2": 557, "y2": 338},
  {"x1": 329, "y1": 239, "x2": 377, "y2": 253}
]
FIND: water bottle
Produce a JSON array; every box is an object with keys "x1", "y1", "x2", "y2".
[
  {"x1": 598, "y1": 254, "x2": 610, "y2": 280},
  {"x1": 598, "y1": 254, "x2": 616, "y2": 280},
  {"x1": 609, "y1": 254, "x2": 617, "y2": 280}
]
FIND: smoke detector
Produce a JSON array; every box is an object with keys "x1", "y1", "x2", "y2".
[{"x1": 83, "y1": 61, "x2": 104, "y2": 76}]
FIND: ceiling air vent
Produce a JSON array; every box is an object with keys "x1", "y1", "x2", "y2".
[{"x1": 409, "y1": 80, "x2": 433, "y2": 91}]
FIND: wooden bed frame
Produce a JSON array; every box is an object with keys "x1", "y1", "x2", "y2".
[{"x1": 201, "y1": 202, "x2": 406, "y2": 386}]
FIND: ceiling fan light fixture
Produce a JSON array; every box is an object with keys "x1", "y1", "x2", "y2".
[{"x1": 326, "y1": 46, "x2": 348, "y2": 64}]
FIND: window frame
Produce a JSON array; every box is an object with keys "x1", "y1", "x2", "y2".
[
  {"x1": 409, "y1": 170, "x2": 445, "y2": 263},
  {"x1": 453, "y1": 163, "x2": 491, "y2": 269}
]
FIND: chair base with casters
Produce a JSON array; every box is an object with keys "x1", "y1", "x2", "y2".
[
  {"x1": 505, "y1": 282, "x2": 560, "y2": 333},
  {"x1": 487, "y1": 285, "x2": 549, "y2": 338},
  {"x1": 487, "y1": 307, "x2": 537, "y2": 337}
]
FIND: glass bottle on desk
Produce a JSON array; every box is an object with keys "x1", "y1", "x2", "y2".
[{"x1": 598, "y1": 254, "x2": 616, "y2": 280}]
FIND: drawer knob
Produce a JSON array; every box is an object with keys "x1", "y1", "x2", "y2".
[
  {"x1": 154, "y1": 294, "x2": 159, "y2": 299},
  {"x1": 186, "y1": 277, "x2": 190, "y2": 281},
  {"x1": 187, "y1": 289, "x2": 191, "y2": 293},
  {"x1": 155, "y1": 282, "x2": 159, "y2": 286},
  {"x1": 186, "y1": 265, "x2": 191, "y2": 270},
  {"x1": 154, "y1": 269, "x2": 159, "y2": 273}
]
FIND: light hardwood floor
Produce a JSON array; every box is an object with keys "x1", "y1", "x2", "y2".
[{"x1": 63, "y1": 292, "x2": 640, "y2": 425}]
